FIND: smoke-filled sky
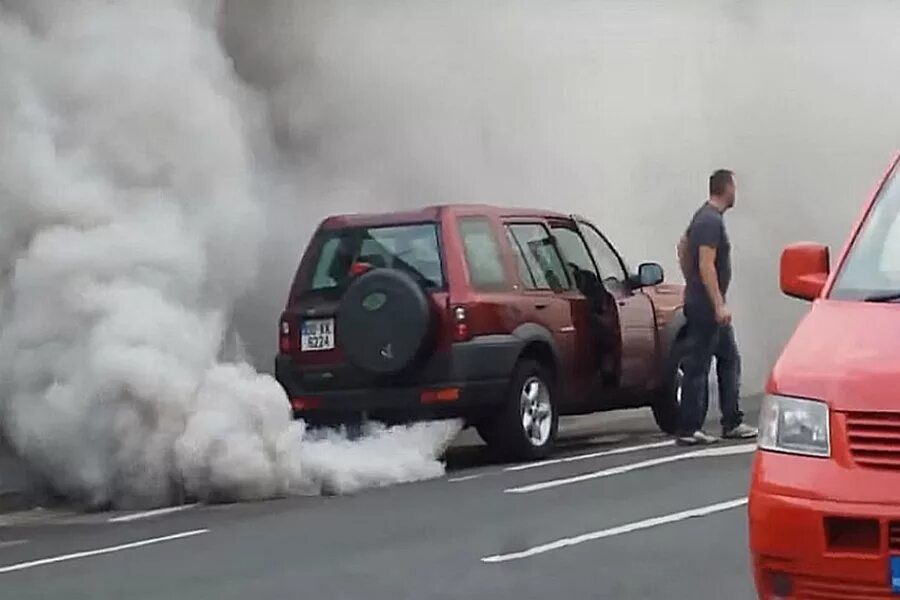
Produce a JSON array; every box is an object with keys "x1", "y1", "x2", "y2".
[
  {"x1": 0, "y1": 0, "x2": 898, "y2": 507},
  {"x1": 0, "y1": 0, "x2": 458, "y2": 509},
  {"x1": 224, "y1": 0, "x2": 900, "y2": 393}
]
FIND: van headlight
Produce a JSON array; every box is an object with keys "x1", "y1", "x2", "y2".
[{"x1": 758, "y1": 395, "x2": 831, "y2": 457}]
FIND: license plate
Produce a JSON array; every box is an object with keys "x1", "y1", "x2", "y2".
[
  {"x1": 301, "y1": 319, "x2": 335, "y2": 352},
  {"x1": 891, "y1": 556, "x2": 900, "y2": 593}
]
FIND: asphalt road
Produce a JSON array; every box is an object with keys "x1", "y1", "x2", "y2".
[{"x1": 0, "y1": 403, "x2": 760, "y2": 600}]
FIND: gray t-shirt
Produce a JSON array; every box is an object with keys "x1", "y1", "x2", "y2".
[{"x1": 684, "y1": 203, "x2": 731, "y2": 319}]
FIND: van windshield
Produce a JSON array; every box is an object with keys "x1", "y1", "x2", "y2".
[
  {"x1": 306, "y1": 223, "x2": 444, "y2": 292},
  {"x1": 831, "y1": 163, "x2": 900, "y2": 301}
]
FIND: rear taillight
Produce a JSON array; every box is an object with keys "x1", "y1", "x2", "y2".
[
  {"x1": 452, "y1": 305, "x2": 470, "y2": 342},
  {"x1": 291, "y1": 397, "x2": 322, "y2": 411},
  {"x1": 420, "y1": 387, "x2": 460, "y2": 404},
  {"x1": 279, "y1": 319, "x2": 293, "y2": 353}
]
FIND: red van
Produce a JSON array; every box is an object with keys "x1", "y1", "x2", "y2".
[{"x1": 749, "y1": 152, "x2": 900, "y2": 598}]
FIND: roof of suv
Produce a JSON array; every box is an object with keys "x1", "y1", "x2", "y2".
[{"x1": 320, "y1": 204, "x2": 573, "y2": 229}]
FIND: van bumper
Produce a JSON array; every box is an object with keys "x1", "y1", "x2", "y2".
[{"x1": 749, "y1": 450, "x2": 900, "y2": 599}]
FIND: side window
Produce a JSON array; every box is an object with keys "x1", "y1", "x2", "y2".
[
  {"x1": 458, "y1": 217, "x2": 508, "y2": 289},
  {"x1": 311, "y1": 237, "x2": 343, "y2": 289},
  {"x1": 580, "y1": 223, "x2": 627, "y2": 284},
  {"x1": 506, "y1": 223, "x2": 571, "y2": 291},
  {"x1": 550, "y1": 224, "x2": 599, "y2": 278},
  {"x1": 506, "y1": 228, "x2": 538, "y2": 288}
]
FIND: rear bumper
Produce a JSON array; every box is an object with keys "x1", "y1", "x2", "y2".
[
  {"x1": 749, "y1": 450, "x2": 900, "y2": 598},
  {"x1": 275, "y1": 335, "x2": 520, "y2": 423},
  {"x1": 286, "y1": 379, "x2": 508, "y2": 424}
]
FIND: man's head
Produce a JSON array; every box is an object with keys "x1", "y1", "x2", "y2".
[{"x1": 709, "y1": 169, "x2": 736, "y2": 211}]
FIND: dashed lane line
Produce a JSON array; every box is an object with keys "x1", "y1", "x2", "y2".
[
  {"x1": 108, "y1": 504, "x2": 198, "y2": 523},
  {"x1": 0, "y1": 529, "x2": 209, "y2": 575},
  {"x1": 505, "y1": 443, "x2": 756, "y2": 494},
  {"x1": 449, "y1": 440, "x2": 677, "y2": 484},
  {"x1": 503, "y1": 440, "x2": 675, "y2": 472}
]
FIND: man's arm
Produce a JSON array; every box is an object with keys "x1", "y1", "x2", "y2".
[
  {"x1": 677, "y1": 233, "x2": 690, "y2": 280},
  {"x1": 698, "y1": 245, "x2": 727, "y2": 322}
]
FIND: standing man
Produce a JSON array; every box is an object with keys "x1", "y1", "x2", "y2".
[{"x1": 675, "y1": 169, "x2": 758, "y2": 445}]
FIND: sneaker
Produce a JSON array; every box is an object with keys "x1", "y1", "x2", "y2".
[
  {"x1": 723, "y1": 423, "x2": 758, "y2": 440},
  {"x1": 676, "y1": 430, "x2": 719, "y2": 446}
]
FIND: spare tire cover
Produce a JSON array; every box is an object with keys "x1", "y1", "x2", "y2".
[{"x1": 336, "y1": 268, "x2": 432, "y2": 375}]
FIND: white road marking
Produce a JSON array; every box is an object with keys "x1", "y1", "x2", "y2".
[
  {"x1": 504, "y1": 440, "x2": 674, "y2": 472},
  {"x1": 482, "y1": 497, "x2": 748, "y2": 563},
  {"x1": 0, "y1": 529, "x2": 209, "y2": 575},
  {"x1": 0, "y1": 540, "x2": 28, "y2": 549},
  {"x1": 448, "y1": 474, "x2": 483, "y2": 483},
  {"x1": 450, "y1": 441, "x2": 673, "y2": 483},
  {"x1": 108, "y1": 504, "x2": 197, "y2": 523},
  {"x1": 506, "y1": 443, "x2": 756, "y2": 494}
]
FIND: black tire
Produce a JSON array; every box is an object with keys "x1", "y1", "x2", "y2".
[
  {"x1": 652, "y1": 335, "x2": 687, "y2": 434},
  {"x1": 336, "y1": 268, "x2": 433, "y2": 375},
  {"x1": 481, "y1": 359, "x2": 558, "y2": 461}
]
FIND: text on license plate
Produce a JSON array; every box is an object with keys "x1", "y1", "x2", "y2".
[{"x1": 301, "y1": 319, "x2": 335, "y2": 351}]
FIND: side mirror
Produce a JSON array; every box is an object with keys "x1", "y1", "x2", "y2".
[
  {"x1": 634, "y1": 262, "x2": 664, "y2": 288},
  {"x1": 781, "y1": 243, "x2": 829, "y2": 301}
]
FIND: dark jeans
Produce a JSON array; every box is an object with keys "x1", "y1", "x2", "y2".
[{"x1": 678, "y1": 317, "x2": 744, "y2": 435}]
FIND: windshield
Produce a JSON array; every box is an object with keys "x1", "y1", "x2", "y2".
[
  {"x1": 305, "y1": 223, "x2": 444, "y2": 292},
  {"x1": 831, "y1": 163, "x2": 900, "y2": 300}
]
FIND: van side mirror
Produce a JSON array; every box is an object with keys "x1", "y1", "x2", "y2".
[
  {"x1": 781, "y1": 243, "x2": 829, "y2": 301},
  {"x1": 634, "y1": 262, "x2": 664, "y2": 288}
]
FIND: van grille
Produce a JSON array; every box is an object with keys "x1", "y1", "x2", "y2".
[
  {"x1": 890, "y1": 521, "x2": 900, "y2": 552},
  {"x1": 846, "y1": 412, "x2": 900, "y2": 470}
]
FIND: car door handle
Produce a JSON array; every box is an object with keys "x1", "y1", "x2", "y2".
[{"x1": 535, "y1": 302, "x2": 548, "y2": 310}]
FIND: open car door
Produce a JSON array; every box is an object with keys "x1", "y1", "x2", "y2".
[{"x1": 572, "y1": 216, "x2": 657, "y2": 390}]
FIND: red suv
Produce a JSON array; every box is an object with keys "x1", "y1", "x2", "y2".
[{"x1": 276, "y1": 205, "x2": 687, "y2": 459}]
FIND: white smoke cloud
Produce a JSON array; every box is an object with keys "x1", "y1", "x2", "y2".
[
  {"x1": 2, "y1": 0, "x2": 899, "y2": 508},
  {"x1": 0, "y1": 0, "x2": 458, "y2": 509}
]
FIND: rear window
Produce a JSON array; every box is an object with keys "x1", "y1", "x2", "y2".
[
  {"x1": 307, "y1": 223, "x2": 444, "y2": 291},
  {"x1": 458, "y1": 217, "x2": 508, "y2": 289}
]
